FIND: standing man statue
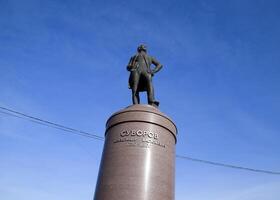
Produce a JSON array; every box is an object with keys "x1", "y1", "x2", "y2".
[{"x1": 127, "y1": 44, "x2": 163, "y2": 107}]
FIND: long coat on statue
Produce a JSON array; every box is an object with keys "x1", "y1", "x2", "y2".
[{"x1": 127, "y1": 53, "x2": 162, "y2": 92}]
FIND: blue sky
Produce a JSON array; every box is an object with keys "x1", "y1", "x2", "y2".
[{"x1": 1, "y1": 0, "x2": 280, "y2": 199}]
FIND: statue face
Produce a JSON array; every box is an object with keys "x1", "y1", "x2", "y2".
[{"x1": 137, "y1": 45, "x2": 147, "y2": 53}]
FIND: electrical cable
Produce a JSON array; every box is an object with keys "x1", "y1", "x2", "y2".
[
  {"x1": 1, "y1": 106, "x2": 279, "y2": 175},
  {"x1": 0, "y1": 106, "x2": 104, "y2": 141},
  {"x1": 175, "y1": 155, "x2": 280, "y2": 175}
]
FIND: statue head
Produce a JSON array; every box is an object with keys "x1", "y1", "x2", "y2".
[{"x1": 137, "y1": 44, "x2": 147, "y2": 53}]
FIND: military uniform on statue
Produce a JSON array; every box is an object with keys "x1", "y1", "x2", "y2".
[{"x1": 127, "y1": 45, "x2": 162, "y2": 107}]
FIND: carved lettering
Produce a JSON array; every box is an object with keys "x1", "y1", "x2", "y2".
[
  {"x1": 120, "y1": 129, "x2": 159, "y2": 140},
  {"x1": 116, "y1": 129, "x2": 165, "y2": 148}
]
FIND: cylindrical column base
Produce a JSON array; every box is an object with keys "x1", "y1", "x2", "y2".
[{"x1": 94, "y1": 104, "x2": 177, "y2": 200}]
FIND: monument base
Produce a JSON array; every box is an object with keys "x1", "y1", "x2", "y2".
[{"x1": 94, "y1": 104, "x2": 177, "y2": 200}]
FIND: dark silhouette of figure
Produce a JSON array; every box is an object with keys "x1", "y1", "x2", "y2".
[{"x1": 127, "y1": 45, "x2": 163, "y2": 107}]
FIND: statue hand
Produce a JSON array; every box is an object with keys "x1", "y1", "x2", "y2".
[{"x1": 127, "y1": 65, "x2": 133, "y2": 71}]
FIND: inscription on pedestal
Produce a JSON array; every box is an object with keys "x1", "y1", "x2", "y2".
[{"x1": 113, "y1": 129, "x2": 166, "y2": 148}]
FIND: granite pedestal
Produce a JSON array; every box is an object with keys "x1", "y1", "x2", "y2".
[{"x1": 94, "y1": 104, "x2": 177, "y2": 200}]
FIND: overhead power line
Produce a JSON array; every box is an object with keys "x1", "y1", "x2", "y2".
[
  {"x1": 176, "y1": 155, "x2": 280, "y2": 175},
  {"x1": 0, "y1": 105, "x2": 279, "y2": 175},
  {"x1": 0, "y1": 106, "x2": 104, "y2": 141}
]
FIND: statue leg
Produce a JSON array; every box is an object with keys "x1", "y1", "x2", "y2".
[
  {"x1": 136, "y1": 91, "x2": 140, "y2": 104},
  {"x1": 145, "y1": 74, "x2": 155, "y2": 105},
  {"x1": 132, "y1": 89, "x2": 140, "y2": 104},
  {"x1": 131, "y1": 72, "x2": 140, "y2": 104}
]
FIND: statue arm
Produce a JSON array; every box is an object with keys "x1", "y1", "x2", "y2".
[
  {"x1": 127, "y1": 56, "x2": 134, "y2": 71},
  {"x1": 127, "y1": 55, "x2": 137, "y2": 71},
  {"x1": 151, "y1": 57, "x2": 163, "y2": 74}
]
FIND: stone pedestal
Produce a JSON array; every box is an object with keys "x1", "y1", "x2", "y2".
[{"x1": 94, "y1": 104, "x2": 177, "y2": 200}]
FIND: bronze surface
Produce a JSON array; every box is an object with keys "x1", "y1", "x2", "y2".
[{"x1": 127, "y1": 45, "x2": 163, "y2": 106}]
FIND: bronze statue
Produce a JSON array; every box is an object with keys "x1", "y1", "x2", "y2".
[{"x1": 127, "y1": 45, "x2": 163, "y2": 107}]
